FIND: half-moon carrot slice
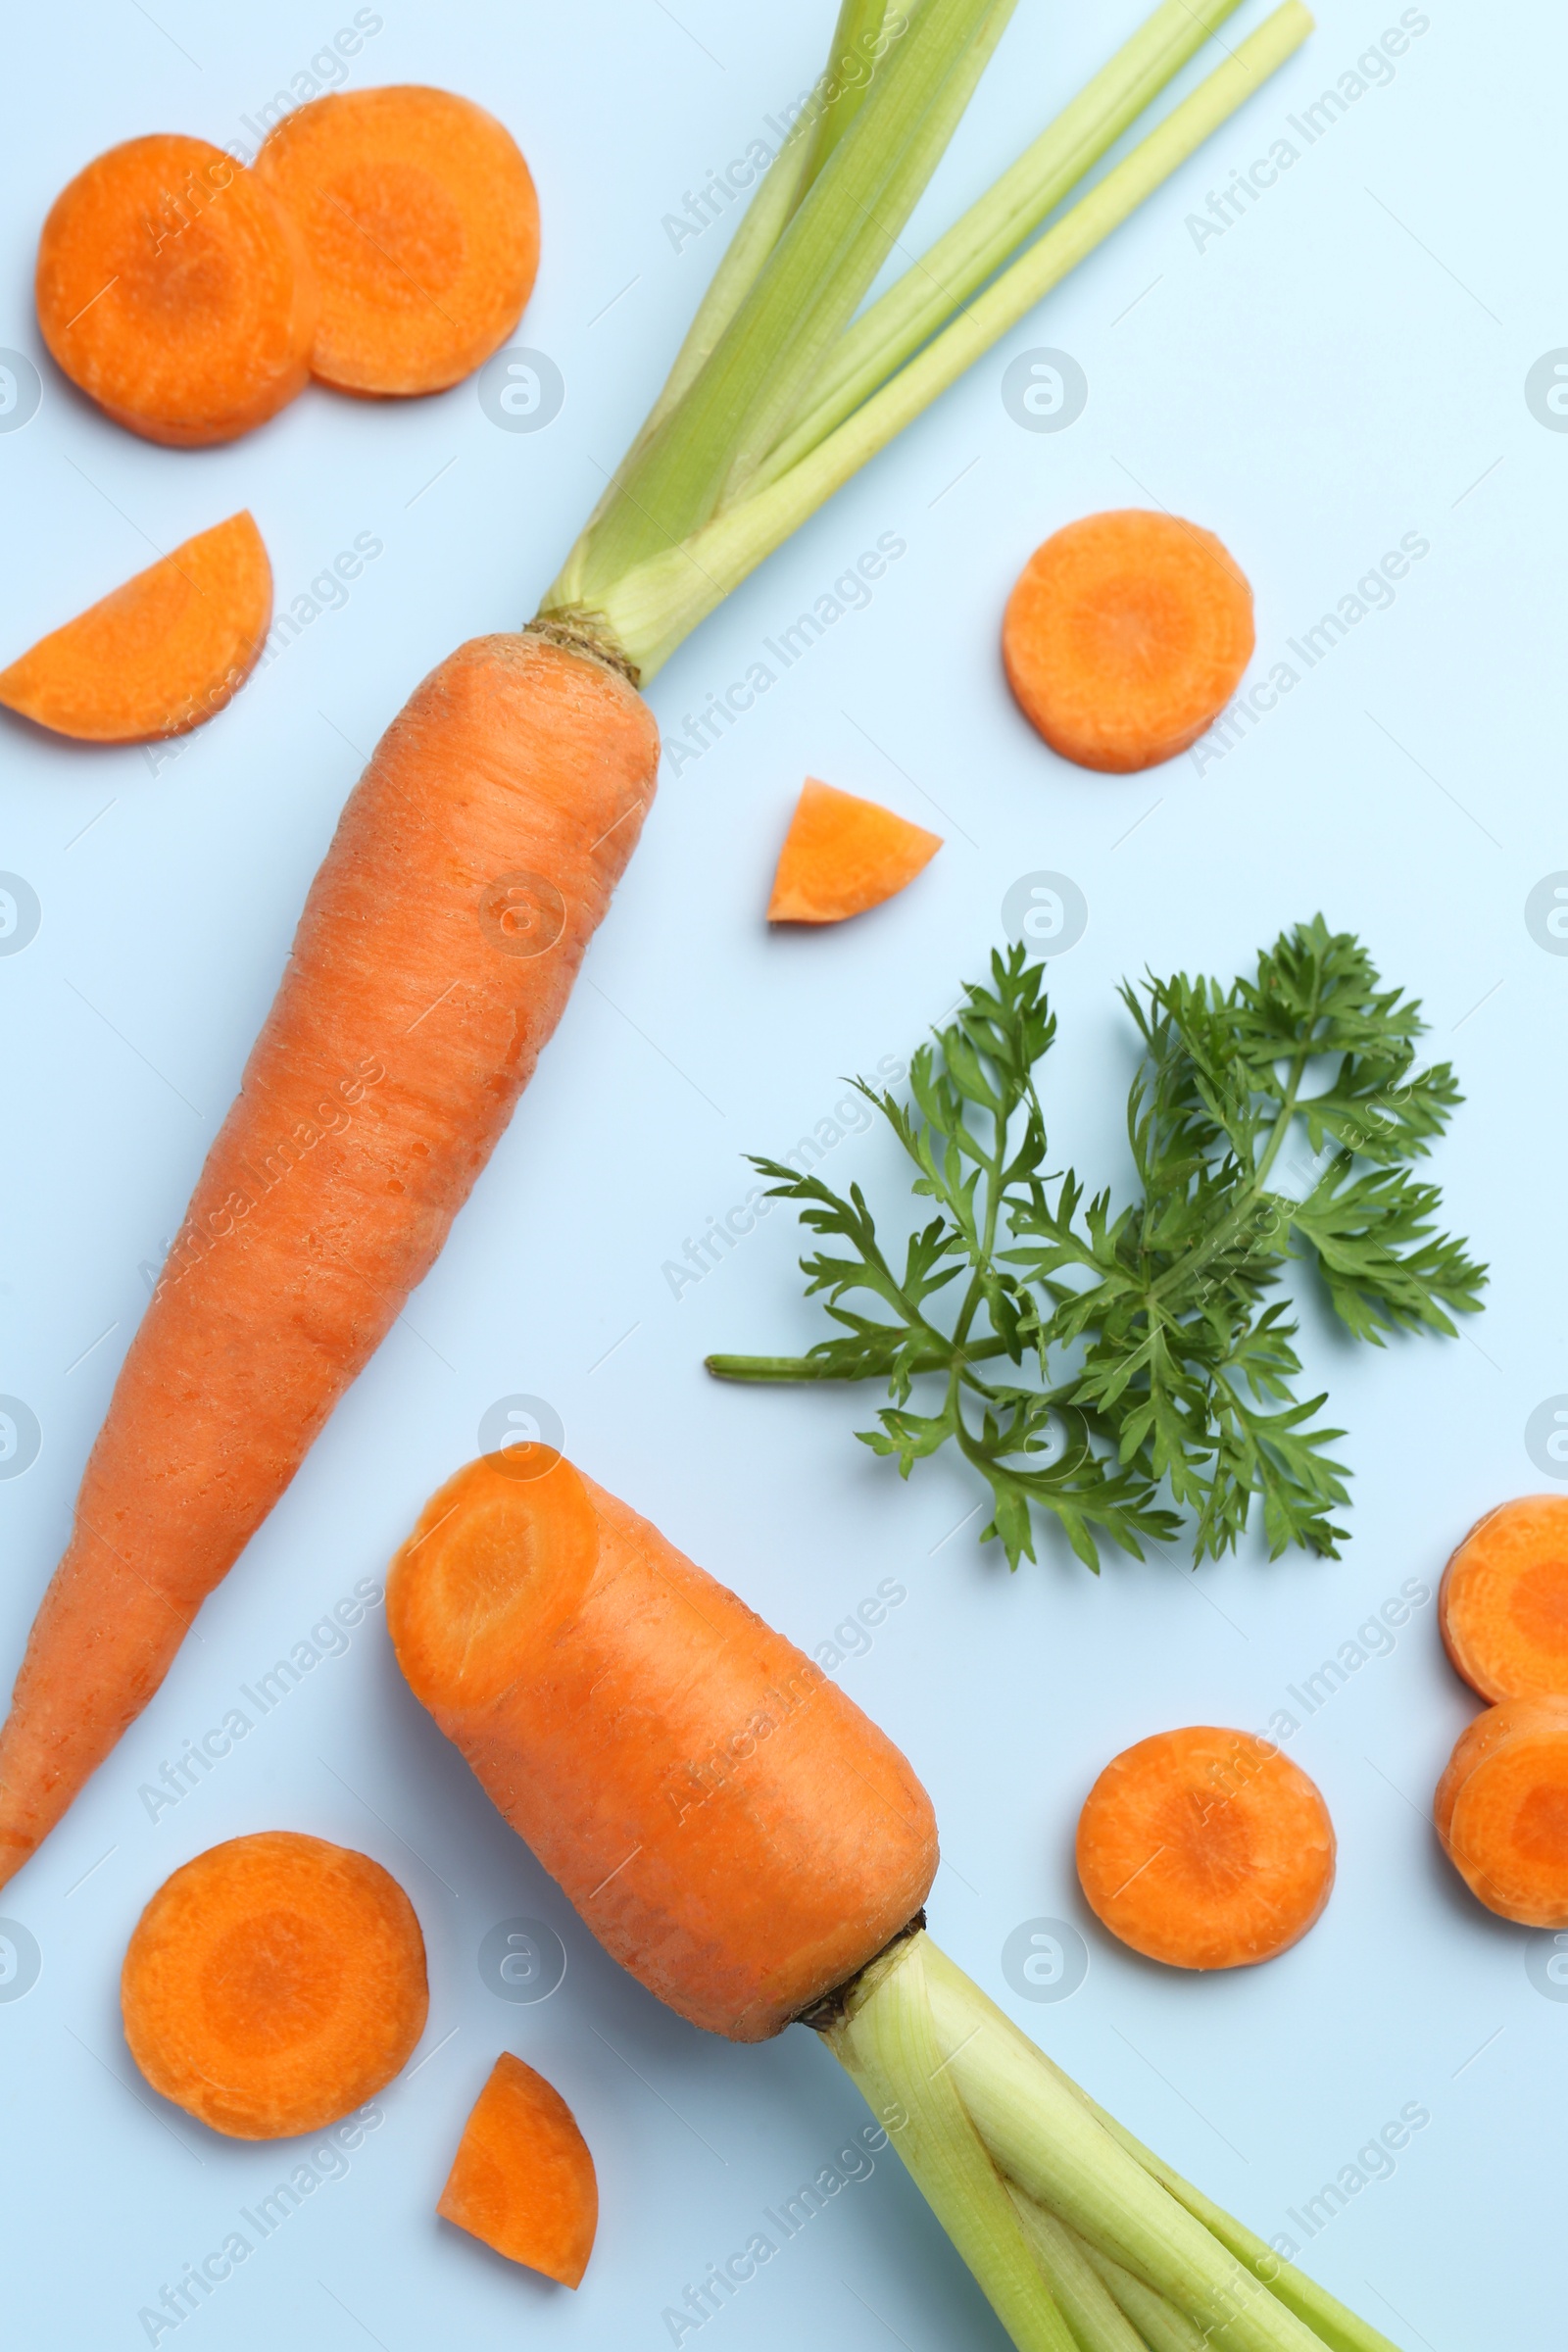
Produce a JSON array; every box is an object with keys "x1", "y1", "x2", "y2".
[
  {"x1": 438, "y1": 2053, "x2": 598, "y2": 2287},
  {"x1": 1076, "y1": 1726, "x2": 1335, "y2": 1969},
  {"x1": 1440, "y1": 1495, "x2": 1568, "y2": 1702},
  {"x1": 0, "y1": 512, "x2": 271, "y2": 743},
  {"x1": 1435, "y1": 1694, "x2": 1568, "y2": 1928},
  {"x1": 122, "y1": 1831, "x2": 428, "y2": 2137},
  {"x1": 1003, "y1": 510, "x2": 1254, "y2": 772},
  {"x1": 767, "y1": 778, "x2": 941, "y2": 923},
  {"x1": 36, "y1": 135, "x2": 318, "y2": 446},
  {"x1": 255, "y1": 86, "x2": 540, "y2": 396}
]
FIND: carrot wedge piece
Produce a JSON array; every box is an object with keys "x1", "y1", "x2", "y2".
[
  {"x1": 767, "y1": 778, "x2": 941, "y2": 923},
  {"x1": 1076, "y1": 1726, "x2": 1335, "y2": 1969},
  {"x1": 121, "y1": 1832, "x2": 428, "y2": 2138},
  {"x1": 1440, "y1": 1494, "x2": 1568, "y2": 1701},
  {"x1": 0, "y1": 512, "x2": 271, "y2": 743},
  {"x1": 36, "y1": 135, "x2": 318, "y2": 446},
  {"x1": 439, "y1": 2053, "x2": 599, "y2": 2287},
  {"x1": 256, "y1": 87, "x2": 539, "y2": 396},
  {"x1": 1004, "y1": 510, "x2": 1254, "y2": 772}
]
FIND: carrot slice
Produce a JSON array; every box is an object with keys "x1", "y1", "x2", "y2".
[
  {"x1": 0, "y1": 512, "x2": 270, "y2": 743},
  {"x1": 767, "y1": 778, "x2": 941, "y2": 923},
  {"x1": 1435, "y1": 1694, "x2": 1568, "y2": 1928},
  {"x1": 121, "y1": 1831, "x2": 428, "y2": 2137},
  {"x1": 438, "y1": 2053, "x2": 598, "y2": 2287},
  {"x1": 1003, "y1": 510, "x2": 1254, "y2": 772},
  {"x1": 36, "y1": 135, "x2": 318, "y2": 446},
  {"x1": 1440, "y1": 1495, "x2": 1568, "y2": 1702},
  {"x1": 255, "y1": 87, "x2": 540, "y2": 396},
  {"x1": 388, "y1": 1453, "x2": 937, "y2": 2040},
  {"x1": 1076, "y1": 1726, "x2": 1335, "y2": 1969}
]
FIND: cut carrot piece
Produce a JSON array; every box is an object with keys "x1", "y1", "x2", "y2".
[
  {"x1": 1435, "y1": 1694, "x2": 1568, "y2": 1927},
  {"x1": 1076, "y1": 1726, "x2": 1335, "y2": 1969},
  {"x1": 767, "y1": 778, "x2": 941, "y2": 923},
  {"x1": 0, "y1": 512, "x2": 271, "y2": 743},
  {"x1": 121, "y1": 1831, "x2": 428, "y2": 2137},
  {"x1": 1003, "y1": 511, "x2": 1254, "y2": 772},
  {"x1": 36, "y1": 135, "x2": 318, "y2": 446},
  {"x1": 256, "y1": 87, "x2": 540, "y2": 396},
  {"x1": 438, "y1": 2053, "x2": 598, "y2": 2287},
  {"x1": 388, "y1": 1453, "x2": 937, "y2": 2040},
  {"x1": 1440, "y1": 1495, "x2": 1568, "y2": 1702}
]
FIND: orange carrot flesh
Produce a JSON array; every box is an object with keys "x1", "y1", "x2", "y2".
[
  {"x1": 255, "y1": 87, "x2": 539, "y2": 396},
  {"x1": 0, "y1": 633, "x2": 658, "y2": 1889},
  {"x1": 388, "y1": 1454, "x2": 938, "y2": 2040},
  {"x1": 1075, "y1": 1726, "x2": 1335, "y2": 1970},
  {"x1": 1435, "y1": 1694, "x2": 1568, "y2": 1928},
  {"x1": 1002, "y1": 510, "x2": 1254, "y2": 772},
  {"x1": 121, "y1": 1831, "x2": 427, "y2": 2137},
  {"x1": 0, "y1": 512, "x2": 271, "y2": 744},
  {"x1": 36, "y1": 135, "x2": 318, "y2": 446},
  {"x1": 766, "y1": 778, "x2": 942, "y2": 924},
  {"x1": 438, "y1": 2052, "x2": 598, "y2": 2287},
  {"x1": 1440, "y1": 1495, "x2": 1568, "y2": 1702}
]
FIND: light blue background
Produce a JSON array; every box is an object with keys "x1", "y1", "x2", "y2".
[{"x1": 1, "y1": 1, "x2": 1563, "y2": 2344}]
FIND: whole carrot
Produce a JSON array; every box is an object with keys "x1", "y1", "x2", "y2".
[
  {"x1": 0, "y1": 634, "x2": 655, "y2": 1885},
  {"x1": 0, "y1": 0, "x2": 1313, "y2": 1881}
]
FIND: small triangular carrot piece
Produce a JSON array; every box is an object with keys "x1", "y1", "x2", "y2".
[
  {"x1": 767, "y1": 778, "x2": 941, "y2": 924},
  {"x1": 438, "y1": 2053, "x2": 598, "y2": 2287},
  {"x1": 0, "y1": 511, "x2": 271, "y2": 744}
]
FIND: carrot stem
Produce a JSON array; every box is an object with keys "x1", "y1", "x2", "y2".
[
  {"x1": 757, "y1": 0, "x2": 1250, "y2": 488},
  {"x1": 569, "y1": 2, "x2": 1314, "y2": 678},
  {"x1": 825, "y1": 1930, "x2": 1405, "y2": 2352}
]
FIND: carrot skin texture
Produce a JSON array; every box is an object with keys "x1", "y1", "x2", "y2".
[
  {"x1": 0, "y1": 636, "x2": 658, "y2": 1888},
  {"x1": 388, "y1": 1456, "x2": 939, "y2": 2040}
]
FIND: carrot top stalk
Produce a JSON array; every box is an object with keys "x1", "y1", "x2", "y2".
[{"x1": 543, "y1": 2, "x2": 1315, "y2": 681}]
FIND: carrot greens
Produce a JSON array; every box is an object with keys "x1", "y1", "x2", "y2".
[{"x1": 710, "y1": 920, "x2": 1486, "y2": 1569}]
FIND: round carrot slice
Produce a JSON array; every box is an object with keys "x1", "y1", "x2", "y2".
[
  {"x1": 1076, "y1": 1726, "x2": 1335, "y2": 1969},
  {"x1": 1440, "y1": 1495, "x2": 1568, "y2": 1702},
  {"x1": 1436, "y1": 1695, "x2": 1568, "y2": 1928},
  {"x1": 439, "y1": 2053, "x2": 599, "y2": 2287},
  {"x1": 1003, "y1": 510, "x2": 1254, "y2": 772},
  {"x1": 255, "y1": 86, "x2": 539, "y2": 396},
  {"x1": 36, "y1": 135, "x2": 318, "y2": 446},
  {"x1": 122, "y1": 1831, "x2": 427, "y2": 2137},
  {"x1": 0, "y1": 512, "x2": 270, "y2": 743}
]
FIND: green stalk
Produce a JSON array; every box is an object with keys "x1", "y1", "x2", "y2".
[
  {"x1": 795, "y1": 0, "x2": 906, "y2": 193},
  {"x1": 757, "y1": 0, "x2": 1249, "y2": 486},
  {"x1": 823, "y1": 1931, "x2": 1405, "y2": 2352},
  {"x1": 1007, "y1": 2193, "x2": 1150, "y2": 2352},
  {"x1": 705, "y1": 1338, "x2": 1012, "y2": 1381},
  {"x1": 561, "y1": 3, "x2": 1313, "y2": 678},
  {"x1": 563, "y1": 0, "x2": 1014, "y2": 598}
]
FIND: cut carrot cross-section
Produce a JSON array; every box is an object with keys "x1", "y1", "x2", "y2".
[
  {"x1": 439, "y1": 2053, "x2": 598, "y2": 2287},
  {"x1": 1440, "y1": 1495, "x2": 1568, "y2": 1702},
  {"x1": 121, "y1": 1831, "x2": 428, "y2": 2138},
  {"x1": 1436, "y1": 1695, "x2": 1568, "y2": 1928},
  {"x1": 767, "y1": 778, "x2": 941, "y2": 924},
  {"x1": 1076, "y1": 1725, "x2": 1335, "y2": 1969},
  {"x1": 256, "y1": 86, "x2": 540, "y2": 396},
  {"x1": 0, "y1": 512, "x2": 271, "y2": 743},
  {"x1": 1004, "y1": 510, "x2": 1254, "y2": 772},
  {"x1": 36, "y1": 135, "x2": 319, "y2": 446}
]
